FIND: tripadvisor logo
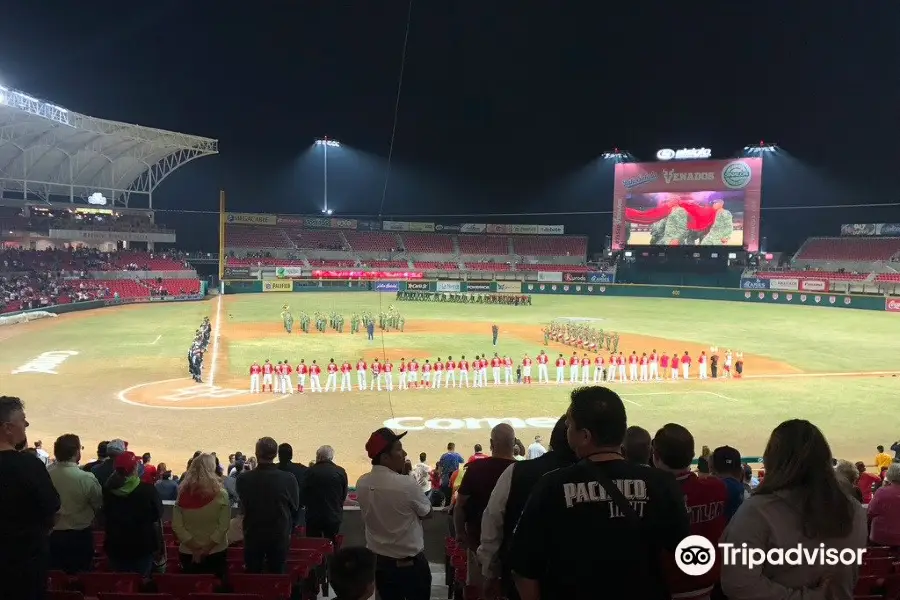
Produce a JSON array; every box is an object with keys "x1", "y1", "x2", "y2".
[{"x1": 675, "y1": 535, "x2": 865, "y2": 576}]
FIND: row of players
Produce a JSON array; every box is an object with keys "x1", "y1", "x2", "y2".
[{"x1": 247, "y1": 349, "x2": 742, "y2": 393}]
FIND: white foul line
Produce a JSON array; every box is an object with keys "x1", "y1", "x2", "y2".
[
  {"x1": 151, "y1": 335, "x2": 162, "y2": 345},
  {"x1": 208, "y1": 294, "x2": 223, "y2": 386}
]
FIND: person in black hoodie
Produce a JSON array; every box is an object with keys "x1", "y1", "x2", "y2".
[
  {"x1": 477, "y1": 415, "x2": 577, "y2": 600},
  {"x1": 102, "y1": 451, "x2": 164, "y2": 577},
  {"x1": 277, "y1": 443, "x2": 309, "y2": 529}
]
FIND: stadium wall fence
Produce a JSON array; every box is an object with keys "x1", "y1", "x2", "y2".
[{"x1": 1, "y1": 293, "x2": 208, "y2": 320}]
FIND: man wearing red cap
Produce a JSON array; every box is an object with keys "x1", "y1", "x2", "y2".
[{"x1": 357, "y1": 428, "x2": 433, "y2": 600}]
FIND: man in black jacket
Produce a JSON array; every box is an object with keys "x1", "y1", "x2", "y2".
[
  {"x1": 303, "y1": 445, "x2": 348, "y2": 542},
  {"x1": 277, "y1": 443, "x2": 309, "y2": 529},
  {"x1": 236, "y1": 437, "x2": 300, "y2": 574}
]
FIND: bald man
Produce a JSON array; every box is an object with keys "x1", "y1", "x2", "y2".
[{"x1": 454, "y1": 424, "x2": 517, "y2": 587}]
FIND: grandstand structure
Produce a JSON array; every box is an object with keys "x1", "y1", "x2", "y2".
[{"x1": 222, "y1": 214, "x2": 596, "y2": 277}]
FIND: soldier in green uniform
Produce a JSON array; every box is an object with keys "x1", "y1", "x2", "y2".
[
  {"x1": 542, "y1": 327, "x2": 549, "y2": 346},
  {"x1": 612, "y1": 332, "x2": 620, "y2": 354},
  {"x1": 398, "y1": 315, "x2": 405, "y2": 332}
]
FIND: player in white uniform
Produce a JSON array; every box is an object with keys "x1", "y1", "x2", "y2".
[
  {"x1": 580, "y1": 356, "x2": 590, "y2": 385},
  {"x1": 649, "y1": 350, "x2": 659, "y2": 381},
  {"x1": 340, "y1": 362, "x2": 352, "y2": 392},
  {"x1": 262, "y1": 360, "x2": 274, "y2": 392},
  {"x1": 325, "y1": 360, "x2": 338, "y2": 392},
  {"x1": 698, "y1": 352, "x2": 708, "y2": 379},
  {"x1": 479, "y1": 357, "x2": 488, "y2": 387},
  {"x1": 617, "y1": 354, "x2": 627, "y2": 382},
  {"x1": 593, "y1": 356, "x2": 604, "y2": 383},
  {"x1": 569, "y1": 354, "x2": 579, "y2": 384},
  {"x1": 504, "y1": 356, "x2": 513, "y2": 385},
  {"x1": 555, "y1": 354, "x2": 566, "y2": 384},
  {"x1": 639, "y1": 354, "x2": 649, "y2": 382},
  {"x1": 445, "y1": 357, "x2": 457, "y2": 388},
  {"x1": 356, "y1": 359, "x2": 368, "y2": 391},
  {"x1": 433, "y1": 358, "x2": 444, "y2": 389},
  {"x1": 296, "y1": 361, "x2": 307, "y2": 392},
  {"x1": 459, "y1": 356, "x2": 470, "y2": 388},
  {"x1": 372, "y1": 359, "x2": 384, "y2": 391},
  {"x1": 249, "y1": 362, "x2": 261, "y2": 393},
  {"x1": 383, "y1": 360, "x2": 394, "y2": 391},
  {"x1": 537, "y1": 351, "x2": 550, "y2": 384},
  {"x1": 492, "y1": 355, "x2": 502, "y2": 386}
]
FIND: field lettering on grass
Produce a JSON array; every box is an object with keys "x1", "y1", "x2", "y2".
[{"x1": 2, "y1": 292, "x2": 898, "y2": 480}]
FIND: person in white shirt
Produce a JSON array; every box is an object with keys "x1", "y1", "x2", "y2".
[
  {"x1": 526, "y1": 435, "x2": 546, "y2": 460},
  {"x1": 34, "y1": 440, "x2": 49, "y2": 465},
  {"x1": 357, "y1": 428, "x2": 433, "y2": 600},
  {"x1": 410, "y1": 452, "x2": 433, "y2": 500}
]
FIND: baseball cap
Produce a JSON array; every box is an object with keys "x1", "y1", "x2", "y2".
[
  {"x1": 106, "y1": 439, "x2": 127, "y2": 457},
  {"x1": 113, "y1": 451, "x2": 141, "y2": 474},
  {"x1": 712, "y1": 446, "x2": 741, "y2": 472},
  {"x1": 365, "y1": 427, "x2": 407, "y2": 460}
]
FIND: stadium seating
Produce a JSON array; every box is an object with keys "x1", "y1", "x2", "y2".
[
  {"x1": 224, "y1": 225, "x2": 292, "y2": 249},
  {"x1": 512, "y1": 235, "x2": 587, "y2": 257},
  {"x1": 874, "y1": 273, "x2": 900, "y2": 283},
  {"x1": 756, "y1": 270, "x2": 869, "y2": 281},
  {"x1": 464, "y1": 262, "x2": 511, "y2": 272},
  {"x1": 226, "y1": 258, "x2": 305, "y2": 267},
  {"x1": 103, "y1": 252, "x2": 188, "y2": 271},
  {"x1": 343, "y1": 231, "x2": 399, "y2": 252},
  {"x1": 308, "y1": 259, "x2": 356, "y2": 268},
  {"x1": 364, "y1": 260, "x2": 409, "y2": 269},
  {"x1": 401, "y1": 233, "x2": 454, "y2": 253},
  {"x1": 458, "y1": 235, "x2": 508, "y2": 254},
  {"x1": 412, "y1": 261, "x2": 461, "y2": 270},
  {"x1": 283, "y1": 228, "x2": 343, "y2": 250},
  {"x1": 795, "y1": 237, "x2": 900, "y2": 261},
  {"x1": 516, "y1": 263, "x2": 590, "y2": 273}
]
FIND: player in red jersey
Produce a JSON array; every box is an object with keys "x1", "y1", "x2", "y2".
[
  {"x1": 372, "y1": 358, "x2": 383, "y2": 391},
  {"x1": 340, "y1": 360, "x2": 353, "y2": 392},
  {"x1": 491, "y1": 354, "x2": 502, "y2": 386},
  {"x1": 628, "y1": 351, "x2": 639, "y2": 382},
  {"x1": 681, "y1": 351, "x2": 692, "y2": 380},
  {"x1": 659, "y1": 353, "x2": 670, "y2": 380},
  {"x1": 472, "y1": 355, "x2": 483, "y2": 388},
  {"x1": 555, "y1": 353, "x2": 566, "y2": 384},
  {"x1": 445, "y1": 356, "x2": 457, "y2": 388},
  {"x1": 537, "y1": 350, "x2": 550, "y2": 384},
  {"x1": 653, "y1": 424, "x2": 728, "y2": 600},
  {"x1": 262, "y1": 360, "x2": 274, "y2": 392},
  {"x1": 356, "y1": 358, "x2": 368, "y2": 391},
  {"x1": 249, "y1": 361, "x2": 262, "y2": 393},
  {"x1": 309, "y1": 360, "x2": 322, "y2": 392},
  {"x1": 274, "y1": 362, "x2": 284, "y2": 394},
  {"x1": 617, "y1": 352, "x2": 627, "y2": 382},
  {"x1": 580, "y1": 354, "x2": 591, "y2": 385},
  {"x1": 422, "y1": 359, "x2": 433, "y2": 388},
  {"x1": 569, "y1": 352, "x2": 579, "y2": 384},
  {"x1": 383, "y1": 358, "x2": 394, "y2": 391},
  {"x1": 639, "y1": 353, "x2": 648, "y2": 382},
  {"x1": 592, "y1": 354, "x2": 605, "y2": 383},
  {"x1": 522, "y1": 354, "x2": 533, "y2": 384},
  {"x1": 324, "y1": 359, "x2": 339, "y2": 392},
  {"x1": 458, "y1": 355, "x2": 470, "y2": 388},
  {"x1": 697, "y1": 351, "x2": 708, "y2": 380},
  {"x1": 649, "y1": 349, "x2": 659, "y2": 381},
  {"x1": 606, "y1": 352, "x2": 617, "y2": 382},
  {"x1": 671, "y1": 352, "x2": 680, "y2": 380},
  {"x1": 398, "y1": 358, "x2": 408, "y2": 390},
  {"x1": 409, "y1": 359, "x2": 420, "y2": 388},
  {"x1": 281, "y1": 360, "x2": 293, "y2": 394},
  {"x1": 503, "y1": 355, "x2": 514, "y2": 385},
  {"x1": 296, "y1": 360, "x2": 308, "y2": 393},
  {"x1": 433, "y1": 358, "x2": 445, "y2": 389},
  {"x1": 478, "y1": 355, "x2": 488, "y2": 386}
]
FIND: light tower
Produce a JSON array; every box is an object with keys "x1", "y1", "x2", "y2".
[{"x1": 315, "y1": 137, "x2": 340, "y2": 215}]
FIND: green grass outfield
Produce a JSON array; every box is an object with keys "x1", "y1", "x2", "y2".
[{"x1": 3, "y1": 292, "x2": 899, "y2": 479}]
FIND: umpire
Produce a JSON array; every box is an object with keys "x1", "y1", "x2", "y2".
[{"x1": 491, "y1": 324, "x2": 499, "y2": 346}]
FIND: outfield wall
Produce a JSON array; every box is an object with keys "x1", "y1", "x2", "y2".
[
  {"x1": 223, "y1": 278, "x2": 896, "y2": 312},
  {"x1": 0, "y1": 293, "x2": 208, "y2": 319}
]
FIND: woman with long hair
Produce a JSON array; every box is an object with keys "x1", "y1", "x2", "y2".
[
  {"x1": 172, "y1": 453, "x2": 231, "y2": 578},
  {"x1": 720, "y1": 420, "x2": 867, "y2": 599},
  {"x1": 102, "y1": 451, "x2": 165, "y2": 577}
]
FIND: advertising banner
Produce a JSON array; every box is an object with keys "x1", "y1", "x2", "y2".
[
  {"x1": 799, "y1": 279, "x2": 827, "y2": 292},
  {"x1": 486, "y1": 224, "x2": 510, "y2": 234},
  {"x1": 225, "y1": 212, "x2": 276, "y2": 226},
  {"x1": 406, "y1": 282, "x2": 430, "y2": 291},
  {"x1": 886, "y1": 298, "x2": 900, "y2": 313},
  {"x1": 407, "y1": 222, "x2": 435, "y2": 232},
  {"x1": 276, "y1": 215, "x2": 304, "y2": 226},
  {"x1": 48, "y1": 229, "x2": 176, "y2": 243},
  {"x1": 537, "y1": 271, "x2": 563, "y2": 283},
  {"x1": 357, "y1": 220, "x2": 382, "y2": 231},
  {"x1": 882, "y1": 224, "x2": 900, "y2": 236},
  {"x1": 460, "y1": 223, "x2": 487, "y2": 233},
  {"x1": 436, "y1": 281, "x2": 461, "y2": 292},
  {"x1": 563, "y1": 273, "x2": 587, "y2": 283},
  {"x1": 330, "y1": 218, "x2": 357, "y2": 229},
  {"x1": 740, "y1": 278, "x2": 770, "y2": 290},
  {"x1": 768, "y1": 278, "x2": 799, "y2": 291},
  {"x1": 303, "y1": 217, "x2": 331, "y2": 228},
  {"x1": 465, "y1": 282, "x2": 493, "y2": 292},
  {"x1": 509, "y1": 224, "x2": 539, "y2": 234},
  {"x1": 611, "y1": 157, "x2": 763, "y2": 252},
  {"x1": 587, "y1": 272, "x2": 615, "y2": 284},
  {"x1": 275, "y1": 267, "x2": 304, "y2": 279},
  {"x1": 224, "y1": 267, "x2": 250, "y2": 278},
  {"x1": 538, "y1": 224, "x2": 565, "y2": 235},
  {"x1": 262, "y1": 280, "x2": 293, "y2": 292},
  {"x1": 435, "y1": 224, "x2": 461, "y2": 233},
  {"x1": 496, "y1": 281, "x2": 522, "y2": 293},
  {"x1": 840, "y1": 223, "x2": 900, "y2": 237},
  {"x1": 375, "y1": 282, "x2": 400, "y2": 292},
  {"x1": 383, "y1": 221, "x2": 410, "y2": 232}
]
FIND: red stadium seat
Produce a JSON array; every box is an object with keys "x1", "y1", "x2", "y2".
[
  {"x1": 228, "y1": 574, "x2": 292, "y2": 600},
  {"x1": 98, "y1": 595, "x2": 174, "y2": 600},
  {"x1": 78, "y1": 573, "x2": 142, "y2": 596},
  {"x1": 153, "y1": 573, "x2": 217, "y2": 598},
  {"x1": 47, "y1": 592, "x2": 84, "y2": 600},
  {"x1": 188, "y1": 595, "x2": 263, "y2": 600}
]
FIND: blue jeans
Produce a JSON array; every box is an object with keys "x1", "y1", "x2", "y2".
[{"x1": 109, "y1": 555, "x2": 154, "y2": 578}]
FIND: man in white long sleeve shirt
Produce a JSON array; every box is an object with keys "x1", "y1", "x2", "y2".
[{"x1": 526, "y1": 436, "x2": 546, "y2": 459}]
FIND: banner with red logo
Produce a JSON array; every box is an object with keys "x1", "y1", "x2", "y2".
[
  {"x1": 611, "y1": 157, "x2": 762, "y2": 253},
  {"x1": 799, "y1": 279, "x2": 827, "y2": 292},
  {"x1": 886, "y1": 298, "x2": 900, "y2": 313}
]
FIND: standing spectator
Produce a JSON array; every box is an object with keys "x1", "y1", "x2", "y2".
[
  {"x1": 357, "y1": 428, "x2": 433, "y2": 600},
  {"x1": 652, "y1": 423, "x2": 728, "y2": 600},
  {"x1": 509, "y1": 387, "x2": 689, "y2": 600},
  {"x1": 437, "y1": 443, "x2": 464, "y2": 500},
  {"x1": 34, "y1": 440, "x2": 49, "y2": 465},
  {"x1": 102, "y1": 451, "x2": 165, "y2": 577},
  {"x1": 155, "y1": 469, "x2": 178, "y2": 502},
  {"x1": 0, "y1": 396, "x2": 61, "y2": 600},
  {"x1": 526, "y1": 435, "x2": 546, "y2": 459},
  {"x1": 140, "y1": 453, "x2": 157, "y2": 484},
  {"x1": 857, "y1": 462, "x2": 883, "y2": 504},
  {"x1": 236, "y1": 437, "x2": 299, "y2": 574},
  {"x1": 82, "y1": 441, "x2": 108, "y2": 472},
  {"x1": 468, "y1": 444, "x2": 487, "y2": 463},
  {"x1": 478, "y1": 415, "x2": 577, "y2": 600},
  {"x1": 720, "y1": 419, "x2": 867, "y2": 599},
  {"x1": 876, "y1": 445, "x2": 893, "y2": 470},
  {"x1": 92, "y1": 438, "x2": 127, "y2": 486},
  {"x1": 304, "y1": 445, "x2": 348, "y2": 541},
  {"x1": 868, "y1": 463, "x2": 900, "y2": 547},
  {"x1": 454, "y1": 424, "x2": 516, "y2": 589},
  {"x1": 172, "y1": 453, "x2": 231, "y2": 579},
  {"x1": 621, "y1": 425, "x2": 651, "y2": 466},
  {"x1": 330, "y1": 546, "x2": 376, "y2": 600},
  {"x1": 48, "y1": 433, "x2": 102, "y2": 574},
  {"x1": 711, "y1": 445, "x2": 745, "y2": 520},
  {"x1": 411, "y1": 452, "x2": 432, "y2": 499},
  {"x1": 277, "y1": 442, "x2": 309, "y2": 529}
]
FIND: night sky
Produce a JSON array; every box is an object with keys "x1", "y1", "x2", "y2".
[{"x1": 1, "y1": 1, "x2": 899, "y2": 251}]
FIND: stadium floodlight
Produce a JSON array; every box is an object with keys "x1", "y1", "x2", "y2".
[
  {"x1": 743, "y1": 140, "x2": 778, "y2": 153},
  {"x1": 0, "y1": 85, "x2": 69, "y2": 125},
  {"x1": 315, "y1": 137, "x2": 340, "y2": 214}
]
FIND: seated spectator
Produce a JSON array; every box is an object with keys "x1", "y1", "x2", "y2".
[
  {"x1": 856, "y1": 461, "x2": 881, "y2": 504},
  {"x1": 172, "y1": 453, "x2": 231, "y2": 579},
  {"x1": 835, "y1": 459, "x2": 864, "y2": 502},
  {"x1": 154, "y1": 468, "x2": 178, "y2": 502},
  {"x1": 868, "y1": 463, "x2": 900, "y2": 547},
  {"x1": 330, "y1": 546, "x2": 376, "y2": 600},
  {"x1": 719, "y1": 419, "x2": 867, "y2": 599},
  {"x1": 48, "y1": 434, "x2": 103, "y2": 574},
  {"x1": 102, "y1": 451, "x2": 165, "y2": 577}
]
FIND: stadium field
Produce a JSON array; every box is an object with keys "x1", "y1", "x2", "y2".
[{"x1": 2, "y1": 292, "x2": 899, "y2": 479}]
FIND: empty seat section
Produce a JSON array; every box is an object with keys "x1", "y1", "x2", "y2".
[
  {"x1": 512, "y1": 235, "x2": 587, "y2": 257},
  {"x1": 344, "y1": 231, "x2": 399, "y2": 252},
  {"x1": 756, "y1": 271, "x2": 868, "y2": 281},
  {"x1": 309, "y1": 259, "x2": 356, "y2": 268},
  {"x1": 225, "y1": 225, "x2": 291, "y2": 249},
  {"x1": 458, "y1": 235, "x2": 507, "y2": 254},
  {"x1": 464, "y1": 262, "x2": 511, "y2": 271},
  {"x1": 413, "y1": 261, "x2": 460, "y2": 270},
  {"x1": 226, "y1": 257, "x2": 305, "y2": 266},
  {"x1": 401, "y1": 233, "x2": 454, "y2": 253},
  {"x1": 284, "y1": 229, "x2": 343, "y2": 250},
  {"x1": 365, "y1": 260, "x2": 408, "y2": 269},
  {"x1": 795, "y1": 237, "x2": 900, "y2": 261},
  {"x1": 516, "y1": 263, "x2": 589, "y2": 272}
]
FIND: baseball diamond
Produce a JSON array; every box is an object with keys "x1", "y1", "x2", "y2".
[{"x1": 3, "y1": 289, "x2": 899, "y2": 481}]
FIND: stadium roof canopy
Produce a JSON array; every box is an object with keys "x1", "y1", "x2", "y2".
[{"x1": 0, "y1": 85, "x2": 218, "y2": 208}]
